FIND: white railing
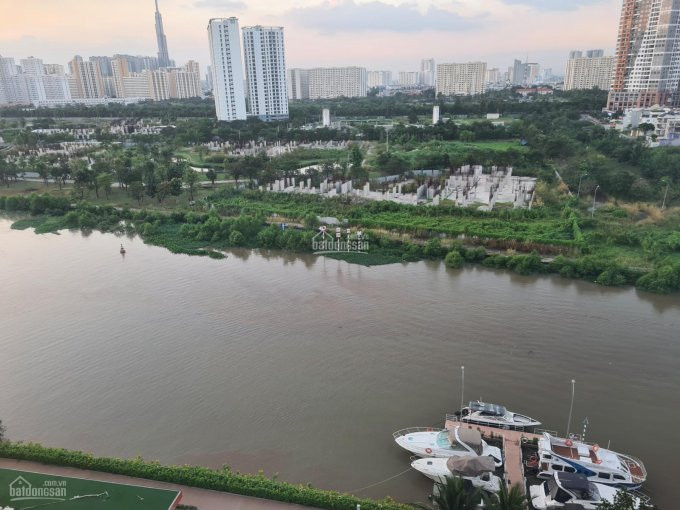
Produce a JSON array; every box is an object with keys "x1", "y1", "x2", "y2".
[
  {"x1": 618, "y1": 453, "x2": 648, "y2": 482},
  {"x1": 392, "y1": 427, "x2": 442, "y2": 439}
]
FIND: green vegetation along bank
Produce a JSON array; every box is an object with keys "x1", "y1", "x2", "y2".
[
  {"x1": 2, "y1": 190, "x2": 679, "y2": 294},
  {"x1": 0, "y1": 442, "x2": 411, "y2": 510}
]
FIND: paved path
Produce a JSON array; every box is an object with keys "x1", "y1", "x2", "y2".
[{"x1": 0, "y1": 458, "x2": 316, "y2": 510}]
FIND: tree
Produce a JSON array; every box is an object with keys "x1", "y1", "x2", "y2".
[
  {"x1": 485, "y1": 484, "x2": 526, "y2": 510},
  {"x1": 0, "y1": 419, "x2": 5, "y2": 441},
  {"x1": 414, "y1": 477, "x2": 482, "y2": 510},
  {"x1": 184, "y1": 167, "x2": 198, "y2": 201},
  {"x1": 350, "y1": 144, "x2": 363, "y2": 174},
  {"x1": 460, "y1": 130, "x2": 476, "y2": 143},
  {"x1": 96, "y1": 173, "x2": 113, "y2": 199},
  {"x1": 596, "y1": 491, "x2": 654, "y2": 510},
  {"x1": 206, "y1": 168, "x2": 217, "y2": 186},
  {"x1": 129, "y1": 181, "x2": 145, "y2": 206},
  {"x1": 156, "y1": 180, "x2": 171, "y2": 203}
]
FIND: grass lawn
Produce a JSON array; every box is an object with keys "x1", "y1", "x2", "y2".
[{"x1": 0, "y1": 467, "x2": 180, "y2": 510}]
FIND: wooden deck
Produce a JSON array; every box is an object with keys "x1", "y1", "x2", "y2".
[{"x1": 445, "y1": 419, "x2": 542, "y2": 494}]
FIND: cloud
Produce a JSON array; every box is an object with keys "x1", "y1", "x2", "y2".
[
  {"x1": 285, "y1": 1, "x2": 481, "y2": 33},
  {"x1": 501, "y1": 0, "x2": 606, "y2": 11},
  {"x1": 192, "y1": 0, "x2": 245, "y2": 10}
]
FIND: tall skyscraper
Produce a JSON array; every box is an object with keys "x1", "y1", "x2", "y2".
[
  {"x1": 420, "y1": 58, "x2": 436, "y2": 86},
  {"x1": 608, "y1": 0, "x2": 680, "y2": 110},
  {"x1": 68, "y1": 55, "x2": 105, "y2": 98},
  {"x1": 242, "y1": 25, "x2": 288, "y2": 121},
  {"x1": 154, "y1": 0, "x2": 172, "y2": 68},
  {"x1": 207, "y1": 17, "x2": 247, "y2": 121},
  {"x1": 436, "y1": 62, "x2": 487, "y2": 96},
  {"x1": 366, "y1": 70, "x2": 391, "y2": 88}
]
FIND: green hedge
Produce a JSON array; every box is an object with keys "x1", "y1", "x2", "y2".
[{"x1": 0, "y1": 442, "x2": 412, "y2": 510}]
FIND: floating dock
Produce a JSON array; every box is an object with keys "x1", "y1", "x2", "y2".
[{"x1": 444, "y1": 415, "x2": 542, "y2": 494}]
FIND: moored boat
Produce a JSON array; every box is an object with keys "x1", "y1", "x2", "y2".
[
  {"x1": 530, "y1": 472, "x2": 644, "y2": 509},
  {"x1": 393, "y1": 425, "x2": 503, "y2": 467},
  {"x1": 456, "y1": 400, "x2": 541, "y2": 431},
  {"x1": 537, "y1": 433, "x2": 647, "y2": 489},
  {"x1": 411, "y1": 455, "x2": 502, "y2": 493}
]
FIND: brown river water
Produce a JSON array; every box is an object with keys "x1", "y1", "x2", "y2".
[{"x1": 0, "y1": 218, "x2": 678, "y2": 508}]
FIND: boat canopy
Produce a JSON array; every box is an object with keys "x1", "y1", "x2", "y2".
[
  {"x1": 449, "y1": 427, "x2": 483, "y2": 455},
  {"x1": 557, "y1": 472, "x2": 590, "y2": 491},
  {"x1": 446, "y1": 456, "x2": 495, "y2": 476},
  {"x1": 469, "y1": 401, "x2": 507, "y2": 416}
]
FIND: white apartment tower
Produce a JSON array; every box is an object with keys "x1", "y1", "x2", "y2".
[
  {"x1": 207, "y1": 18, "x2": 247, "y2": 121},
  {"x1": 242, "y1": 26, "x2": 289, "y2": 121},
  {"x1": 288, "y1": 68, "x2": 310, "y2": 100},
  {"x1": 308, "y1": 67, "x2": 367, "y2": 99},
  {"x1": 420, "y1": 58, "x2": 435, "y2": 86},
  {"x1": 436, "y1": 62, "x2": 487, "y2": 96}
]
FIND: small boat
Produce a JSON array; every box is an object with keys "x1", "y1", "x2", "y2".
[
  {"x1": 456, "y1": 400, "x2": 541, "y2": 431},
  {"x1": 393, "y1": 425, "x2": 503, "y2": 467},
  {"x1": 537, "y1": 433, "x2": 647, "y2": 489},
  {"x1": 411, "y1": 455, "x2": 502, "y2": 493},
  {"x1": 120, "y1": 244, "x2": 126, "y2": 254},
  {"x1": 530, "y1": 472, "x2": 644, "y2": 509}
]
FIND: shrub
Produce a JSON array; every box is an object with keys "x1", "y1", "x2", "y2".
[
  {"x1": 445, "y1": 250, "x2": 464, "y2": 269},
  {"x1": 229, "y1": 230, "x2": 245, "y2": 246}
]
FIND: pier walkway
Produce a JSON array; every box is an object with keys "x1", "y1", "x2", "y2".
[{"x1": 444, "y1": 417, "x2": 542, "y2": 494}]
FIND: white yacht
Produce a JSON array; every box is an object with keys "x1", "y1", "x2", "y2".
[
  {"x1": 411, "y1": 455, "x2": 502, "y2": 493},
  {"x1": 393, "y1": 426, "x2": 503, "y2": 467},
  {"x1": 537, "y1": 433, "x2": 647, "y2": 489},
  {"x1": 457, "y1": 401, "x2": 541, "y2": 431},
  {"x1": 530, "y1": 472, "x2": 643, "y2": 509}
]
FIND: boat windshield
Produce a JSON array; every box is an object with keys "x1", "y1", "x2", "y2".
[{"x1": 437, "y1": 430, "x2": 466, "y2": 451}]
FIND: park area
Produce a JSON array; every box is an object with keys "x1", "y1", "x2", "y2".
[{"x1": 0, "y1": 467, "x2": 182, "y2": 510}]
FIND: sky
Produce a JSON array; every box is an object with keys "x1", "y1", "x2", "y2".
[{"x1": 0, "y1": 0, "x2": 621, "y2": 76}]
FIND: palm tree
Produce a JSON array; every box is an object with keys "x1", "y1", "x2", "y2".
[
  {"x1": 414, "y1": 477, "x2": 483, "y2": 510},
  {"x1": 485, "y1": 484, "x2": 527, "y2": 510}
]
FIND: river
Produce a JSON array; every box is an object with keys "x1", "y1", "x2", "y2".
[{"x1": 0, "y1": 218, "x2": 678, "y2": 507}]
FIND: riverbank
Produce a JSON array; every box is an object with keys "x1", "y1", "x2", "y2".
[{"x1": 1, "y1": 188, "x2": 679, "y2": 293}]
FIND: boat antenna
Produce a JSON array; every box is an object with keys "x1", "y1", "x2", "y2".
[
  {"x1": 566, "y1": 379, "x2": 575, "y2": 438},
  {"x1": 460, "y1": 366, "x2": 465, "y2": 414}
]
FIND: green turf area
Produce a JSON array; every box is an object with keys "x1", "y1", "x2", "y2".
[{"x1": 0, "y1": 468, "x2": 180, "y2": 510}]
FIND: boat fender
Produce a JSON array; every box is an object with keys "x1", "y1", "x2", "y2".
[
  {"x1": 565, "y1": 439, "x2": 574, "y2": 447},
  {"x1": 425, "y1": 448, "x2": 433, "y2": 454}
]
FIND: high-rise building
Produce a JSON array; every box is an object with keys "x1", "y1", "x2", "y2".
[
  {"x1": 565, "y1": 51, "x2": 615, "y2": 91},
  {"x1": 608, "y1": 0, "x2": 680, "y2": 110},
  {"x1": 569, "y1": 50, "x2": 583, "y2": 60},
  {"x1": 44, "y1": 64, "x2": 65, "y2": 75},
  {"x1": 154, "y1": 0, "x2": 172, "y2": 68},
  {"x1": 68, "y1": 55, "x2": 105, "y2": 98},
  {"x1": 182, "y1": 61, "x2": 202, "y2": 98},
  {"x1": 420, "y1": 58, "x2": 435, "y2": 86},
  {"x1": 207, "y1": 17, "x2": 247, "y2": 121},
  {"x1": 308, "y1": 67, "x2": 367, "y2": 99},
  {"x1": 147, "y1": 69, "x2": 170, "y2": 101},
  {"x1": 288, "y1": 68, "x2": 310, "y2": 99},
  {"x1": 486, "y1": 68, "x2": 501, "y2": 83},
  {"x1": 586, "y1": 49, "x2": 605, "y2": 58},
  {"x1": 20, "y1": 57, "x2": 45, "y2": 76},
  {"x1": 367, "y1": 70, "x2": 391, "y2": 88},
  {"x1": 205, "y1": 65, "x2": 213, "y2": 92},
  {"x1": 436, "y1": 62, "x2": 487, "y2": 96},
  {"x1": 398, "y1": 71, "x2": 420, "y2": 86},
  {"x1": 90, "y1": 56, "x2": 113, "y2": 77},
  {"x1": 0, "y1": 54, "x2": 70, "y2": 105},
  {"x1": 242, "y1": 25, "x2": 288, "y2": 121}
]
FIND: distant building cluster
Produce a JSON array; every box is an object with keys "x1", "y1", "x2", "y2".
[{"x1": 564, "y1": 50, "x2": 614, "y2": 91}]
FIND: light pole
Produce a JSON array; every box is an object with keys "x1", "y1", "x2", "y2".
[
  {"x1": 591, "y1": 185, "x2": 600, "y2": 219},
  {"x1": 661, "y1": 180, "x2": 670, "y2": 209},
  {"x1": 577, "y1": 173, "x2": 588, "y2": 200},
  {"x1": 566, "y1": 379, "x2": 576, "y2": 438},
  {"x1": 460, "y1": 366, "x2": 465, "y2": 414}
]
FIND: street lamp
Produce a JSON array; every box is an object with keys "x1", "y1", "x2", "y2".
[
  {"x1": 577, "y1": 173, "x2": 588, "y2": 200},
  {"x1": 591, "y1": 185, "x2": 600, "y2": 219},
  {"x1": 661, "y1": 179, "x2": 670, "y2": 209}
]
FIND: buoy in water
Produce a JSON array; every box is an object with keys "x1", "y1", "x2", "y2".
[{"x1": 120, "y1": 244, "x2": 126, "y2": 254}]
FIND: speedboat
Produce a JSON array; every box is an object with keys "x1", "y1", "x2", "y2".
[
  {"x1": 393, "y1": 425, "x2": 503, "y2": 467},
  {"x1": 537, "y1": 433, "x2": 647, "y2": 489},
  {"x1": 411, "y1": 455, "x2": 502, "y2": 493},
  {"x1": 457, "y1": 401, "x2": 541, "y2": 431},
  {"x1": 530, "y1": 472, "x2": 643, "y2": 509}
]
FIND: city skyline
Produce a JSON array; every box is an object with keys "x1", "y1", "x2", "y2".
[{"x1": 1, "y1": 0, "x2": 620, "y2": 75}]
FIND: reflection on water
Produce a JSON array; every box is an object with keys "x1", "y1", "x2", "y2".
[{"x1": 0, "y1": 219, "x2": 678, "y2": 507}]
